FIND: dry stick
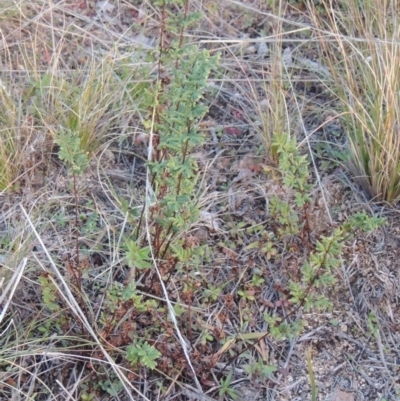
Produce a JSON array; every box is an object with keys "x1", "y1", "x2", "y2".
[
  {"x1": 56, "y1": 364, "x2": 85, "y2": 401},
  {"x1": 73, "y1": 174, "x2": 80, "y2": 269},
  {"x1": 0, "y1": 258, "x2": 26, "y2": 327},
  {"x1": 20, "y1": 204, "x2": 150, "y2": 401},
  {"x1": 71, "y1": 173, "x2": 88, "y2": 336},
  {"x1": 186, "y1": 263, "x2": 193, "y2": 344}
]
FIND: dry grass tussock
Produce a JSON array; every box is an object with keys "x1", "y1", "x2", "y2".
[{"x1": 311, "y1": 0, "x2": 400, "y2": 203}]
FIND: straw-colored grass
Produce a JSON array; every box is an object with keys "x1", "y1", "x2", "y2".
[
  {"x1": 311, "y1": 0, "x2": 400, "y2": 203},
  {"x1": 0, "y1": 79, "x2": 20, "y2": 191},
  {"x1": 35, "y1": 57, "x2": 124, "y2": 158}
]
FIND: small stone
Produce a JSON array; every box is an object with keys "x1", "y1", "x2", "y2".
[{"x1": 246, "y1": 45, "x2": 257, "y2": 54}]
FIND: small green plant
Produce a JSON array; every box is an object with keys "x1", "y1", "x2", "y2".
[
  {"x1": 245, "y1": 230, "x2": 277, "y2": 260},
  {"x1": 203, "y1": 283, "x2": 226, "y2": 303},
  {"x1": 129, "y1": 2, "x2": 219, "y2": 303},
  {"x1": 99, "y1": 378, "x2": 124, "y2": 397},
  {"x1": 38, "y1": 273, "x2": 60, "y2": 312},
  {"x1": 37, "y1": 275, "x2": 68, "y2": 337},
  {"x1": 263, "y1": 313, "x2": 304, "y2": 340},
  {"x1": 125, "y1": 240, "x2": 152, "y2": 270},
  {"x1": 270, "y1": 134, "x2": 384, "y2": 315},
  {"x1": 55, "y1": 129, "x2": 90, "y2": 300},
  {"x1": 243, "y1": 359, "x2": 277, "y2": 382},
  {"x1": 101, "y1": 282, "x2": 157, "y2": 321},
  {"x1": 218, "y1": 370, "x2": 240, "y2": 400},
  {"x1": 80, "y1": 392, "x2": 94, "y2": 401},
  {"x1": 366, "y1": 310, "x2": 379, "y2": 338},
  {"x1": 200, "y1": 329, "x2": 214, "y2": 346},
  {"x1": 80, "y1": 210, "x2": 98, "y2": 235},
  {"x1": 237, "y1": 288, "x2": 256, "y2": 302},
  {"x1": 126, "y1": 341, "x2": 161, "y2": 370},
  {"x1": 142, "y1": 44, "x2": 219, "y2": 256},
  {"x1": 225, "y1": 133, "x2": 385, "y2": 370},
  {"x1": 56, "y1": 129, "x2": 89, "y2": 175}
]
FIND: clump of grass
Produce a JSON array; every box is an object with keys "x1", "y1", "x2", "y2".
[
  {"x1": 224, "y1": 0, "x2": 313, "y2": 168},
  {"x1": 252, "y1": 45, "x2": 294, "y2": 163},
  {"x1": 311, "y1": 0, "x2": 400, "y2": 203},
  {"x1": 0, "y1": 44, "x2": 128, "y2": 192},
  {"x1": 0, "y1": 79, "x2": 19, "y2": 191},
  {"x1": 0, "y1": 74, "x2": 39, "y2": 192},
  {"x1": 0, "y1": 0, "x2": 21, "y2": 21},
  {"x1": 256, "y1": 4, "x2": 294, "y2": 163},
  {"x1": 29, "y1": 57, "x2": 124, "y2": 158}
]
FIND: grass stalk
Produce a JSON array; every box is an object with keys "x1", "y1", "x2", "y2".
[{"x1": 311, "y1": 0, "x2": 400, "y2": 202}]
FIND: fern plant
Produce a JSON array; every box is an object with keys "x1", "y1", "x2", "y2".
[
  {"x1": 56, "y1": 129, "x2": 89, "y2": 175},
  {"x1": 55, "y1": 129, "x2": 89, "y2": 291},
  {"x1": 226, "y1": 133, "x2": 385, "y2": 371},
  {"x1": 144, "y1": 46, "x2": 219, "y2": 258},
  {"x1": 267, "y1": 133, "x2": 385, "y2": 332},
  {"x1": 129, "y1": 1, "x2": 219, "y2": 292}
]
